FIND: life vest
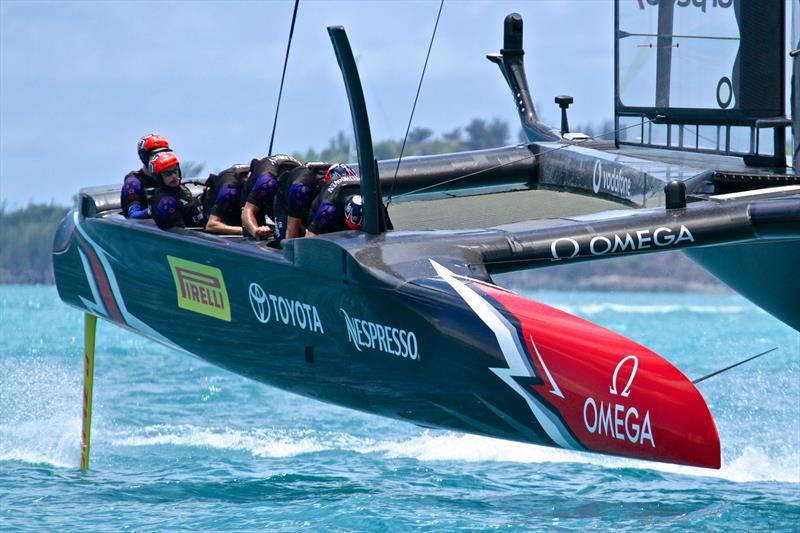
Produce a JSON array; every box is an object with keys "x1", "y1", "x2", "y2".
[{"x1": 202, "y1": 164, "x2": 249, "y2": 222}]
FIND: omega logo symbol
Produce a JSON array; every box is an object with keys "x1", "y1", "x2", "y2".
[
  {"x1": 249, "y1": 282, "x2": 270, "y2": 323},
  {"x1": 609, "y1": 355, "x2": 639, "y2": 397},
  {"x1": 583, "y1": 353, "x2": 654, "y2": 447}
]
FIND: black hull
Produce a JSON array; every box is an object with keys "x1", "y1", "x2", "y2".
[
  {"x1": 53, "y1": 210, "x2": 724, "y2": 468},
  {"x1": 54, "y1": 213, "x2": 538, "y2": 441}
]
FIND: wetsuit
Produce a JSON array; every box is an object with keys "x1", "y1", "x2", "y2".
[
  {"x1": 121, "y1": 169, "x2": 158, "y2": 219},
  {"x1": 201, "y1": 164, "x2": 249, "y2": 227},
  {"x1": 306, "y1": 174, "x2": 362, "y2": 235},
  {"x1": 241, "y1": 155, "x2": 302, "y2": 227},
  {"x1": 273, "y1": 163, "x2": 329, "y2": 243},
  {"x1": 150, "y1": 185, "x2": 206, "y2": 230}
]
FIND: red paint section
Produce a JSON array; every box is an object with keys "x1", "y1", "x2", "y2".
[
  {"x1": 478, "y1": 282, "x2": 720, "y2": 469},
  {"x1": 76, "y1": 232, "x2": 126, "y2": 325}
]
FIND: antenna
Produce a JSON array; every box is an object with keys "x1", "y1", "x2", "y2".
[{"x1": 692, "y1": 347, "x2": 778, "y2": 385}]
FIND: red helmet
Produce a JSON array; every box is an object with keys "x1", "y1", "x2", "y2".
[
  {"x1": 138, "y1": 134, "x2": 170, "y2": 165},
  {"x1": 324, "y1": 163, "x2": 356, "y2": 183},
  {"x1": 148, "y1": 152, "x2": 181, "y2": 182}
]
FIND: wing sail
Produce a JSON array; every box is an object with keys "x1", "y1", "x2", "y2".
[{"x1": 616, "y1": 1, "x2": 787, "y2": 166}]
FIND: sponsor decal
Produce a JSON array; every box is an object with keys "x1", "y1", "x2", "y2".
[
  {"x1": 610, "y1": 354, "x2": 638, "y2": 397},
  {"x1": 429, "y1": 259, "x2": 583, "y2": 451},
  {"x1": 582, "y1": 355, "x2": 655, "y2": 447},
  {"x1": 340, "y1": 309, "x2": 419, "y2": 360},
  {"x1": 529, "y1": 334, "x2": 564, "y2": 398},
  {"x1": 638, "y1": 0, "x2": 731, "y2": 13},
  {"x1": 168, "y1": 256, "x2": 231, "y2": 321},
  {"x1": 73, "y1": 213, "x2": 172, "y2": 344},
  {"x1": 550, "y1": 224, "x2": 695, "y2": 261},
  {"x1": 326, "y1": 174, "x2": 360, "y2": 194},
  {"x1": 592, "y1": 160, "x2": 632, "y2": 199},
  {"x1": 248, "y1": 282, "x2": 324, "y2": 333}
]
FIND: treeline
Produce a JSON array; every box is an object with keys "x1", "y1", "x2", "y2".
[
  {"x1": 292, "y1": 118, "x2": 616, "y2": 163},
  {"x1": 293, "y1": 118, "x2": 513, "y2": 163},
  {"x1": 0, "y1": 203, "x2": 71, "y2": 284},
  {"x1": 0, "y1": 116, "x2": 629, "y2": 285}
]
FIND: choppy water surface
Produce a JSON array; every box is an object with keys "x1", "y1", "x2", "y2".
[{"x1": 1, "y1": 286, "x2": 798, "y2": 531}]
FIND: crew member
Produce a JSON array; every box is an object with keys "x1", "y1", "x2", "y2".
[
  {"x1": 149, "y1": 152, "x2": 206, "y2": 230},
  {"x1": 272, "y1": 162, "x2": 344, "y2": 244},
  {"x1": 201, "y1": 164, "x2": 250, "y2": 235},
  {"x1": 241, "y1": 154, "x2": 301, "y2": 239},
  {"x1": 305, "y1": 165, "x2": 363, "y2": 236},
  {"x1": 121, "y1": 133, "x2": 171, "y2": 218}
]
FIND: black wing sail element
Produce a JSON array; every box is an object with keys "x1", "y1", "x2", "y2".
[{"x1": 615, "y1": 1, "x2": 787, "y2": 166}]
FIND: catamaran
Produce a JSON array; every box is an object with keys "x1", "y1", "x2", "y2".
[{"x1": 54, "y1": 2, "x2": 799, "y2": 470}]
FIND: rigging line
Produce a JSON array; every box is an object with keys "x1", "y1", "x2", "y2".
[
  {"x1": 393, "y1": 117, "x2": 657, "y2": 199},
  {"x1": 387, "y1": 0, "x2": 445, "y2": 208},
  {"x1": 692, "y1": 347, "x2": 778, "y2": 385},
  {"x1": 268, "y1": 0, "x2": 300, "y2": 156}
]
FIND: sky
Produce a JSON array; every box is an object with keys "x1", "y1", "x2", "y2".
[{"x1": 2, "y1": 1, "x2": 616, "y2": 207}]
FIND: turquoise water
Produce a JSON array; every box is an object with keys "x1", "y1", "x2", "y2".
[{"x1": 1, "y1": 286, "x2": 798, "y2": 531}]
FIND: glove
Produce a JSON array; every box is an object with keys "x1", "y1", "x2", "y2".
[{"x1": 127, "y1": 204, "x2": 151, "y2": 219}]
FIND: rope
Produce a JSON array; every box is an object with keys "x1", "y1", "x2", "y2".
[
  {"x1": 268, "y1": 0, "x2": 300, "y2": 156},
  {"x1": 387, "y1": 0, "x2": 445, "y2": 207}
]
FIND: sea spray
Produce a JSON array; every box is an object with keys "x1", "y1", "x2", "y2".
[{"x1": 1, "y1": 286, "x2": 797, "y2": 530}]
